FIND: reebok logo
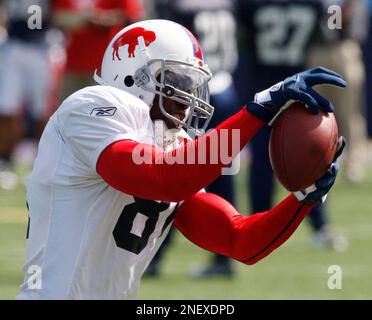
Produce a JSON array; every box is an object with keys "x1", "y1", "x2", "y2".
[{"x1": 90, "y1": 107, "x2": 117, "y2": 117}]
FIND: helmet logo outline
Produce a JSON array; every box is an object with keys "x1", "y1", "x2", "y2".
[{"x1": 112, "y1": 27, "x2": 157, "y2": 60}]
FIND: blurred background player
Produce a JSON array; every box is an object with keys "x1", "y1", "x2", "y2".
[
  {"x1": 0, "y1": 0, "x2": 65, "y2": 190},
  {"x1": 53, "y1": 0, "x2": 145, "y2": 101},
  {"x1": 306, "y1": 0, "x2": 369, "y2": 183},
  {"x1": 144, "y1": 0, "x2": 240, "y2": 278},
  {"x1": 235, "y1": 0, "x2": 348, "y2": 250}
]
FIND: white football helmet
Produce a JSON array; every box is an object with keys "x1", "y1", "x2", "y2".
[{"x1": 94, "y1": 19, "x2": 214, "y2": 136}]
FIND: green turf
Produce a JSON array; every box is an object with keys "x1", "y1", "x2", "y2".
[
  {"x1": 1, "y1": 162, "x2": 371, "y2": 300},
  {"x1": 0, "y1": 178, "x2": 28, "y2": 300}
]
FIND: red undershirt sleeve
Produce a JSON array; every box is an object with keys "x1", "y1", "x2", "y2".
[
  {"x1": 174, "y1": 192, "x2": 314, "y2": 265},
  {"x1": 96, "y1": 107, "x2": 263, "y2": 202}
]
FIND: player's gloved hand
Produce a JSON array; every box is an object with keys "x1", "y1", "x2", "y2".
[
  {"x1": 294, "y1": 137, "x2": 346, "y2": 205},
  {"x1": 246, "y1": 66, "x2": 347, "y2": 125}
]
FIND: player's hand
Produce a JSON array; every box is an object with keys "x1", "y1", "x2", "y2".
[
  {"x1": 294, "y1": 137, "x2": 346, "y2": 205},
  {"x1": 246, "y1": 66, "x2": 347, "y2": 124}
]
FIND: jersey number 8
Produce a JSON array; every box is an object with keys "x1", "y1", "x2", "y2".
[{"x1": 113, "y1": 197, "x2": 177, "y2": 254}]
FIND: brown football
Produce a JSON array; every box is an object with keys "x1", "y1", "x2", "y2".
[{"x1": 269, "y1": 101, "x2": 339, "y2": 192}]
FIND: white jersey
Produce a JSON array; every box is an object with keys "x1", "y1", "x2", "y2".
[{"x1": 17, "y1": 85, "x2": 189, "y2": 300}]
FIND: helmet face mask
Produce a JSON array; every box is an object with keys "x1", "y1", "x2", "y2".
[
  {"x1": 94, "y1": 19, "x2": 215, "y2": 137},
  {"x1": 134, "y1": 59, "x2": 214, "y2": 137}
]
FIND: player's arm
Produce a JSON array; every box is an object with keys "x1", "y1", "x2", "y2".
[
  {"x1": 174, "y1": 139, "x2": 344, "y2": 264},
  {"x1": 52, "y1": 2, "x2": 121, "y2": 30},
  {"x1": 97, "y1": 67, "x2": 346, "y2": 202},
  {"x1": 52, "y1": 0, "x2": 90, "y2": 30},
  {"x1": 174, "y1": 192, "x2": 313, "y2": 264},
  {"x1": 97, "y1": 107, "x2": 263, "y2": 202}
]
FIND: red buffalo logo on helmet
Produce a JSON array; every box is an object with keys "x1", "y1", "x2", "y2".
[{"x1": 112, "y1": 27, "x2": 156, "y2": 60}]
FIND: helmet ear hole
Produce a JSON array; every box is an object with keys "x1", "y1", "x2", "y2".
[{"x1": 124, "y1": 76, "x2": 134, "y2": 87}]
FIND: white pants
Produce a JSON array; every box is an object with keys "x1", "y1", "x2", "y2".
[{"x1": 0, "y1": 40, "x2": 50, "y2": 120}]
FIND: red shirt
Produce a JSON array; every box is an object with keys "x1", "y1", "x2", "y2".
[{"x1": 53, "y1": 0, "x2": 144, "y2": 73}]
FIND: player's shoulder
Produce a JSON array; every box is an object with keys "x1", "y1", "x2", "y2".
[
  {"x1": 64, "y1": 85, "x2": 148, "y2": 111},
  {"x1": 53, "y1": 85, "x2": 152, "y2": 139},
  {"x1": 56, "y1": 85, "x2": 150, "y2": 122}
]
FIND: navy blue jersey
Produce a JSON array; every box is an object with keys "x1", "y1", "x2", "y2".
[
  {"x1": 156, "y1": 0, "x2": 238, "y2": 75},
  {"x1": 237, "y1": 0, "x2": 322, "y2": 70},
  {"x1": 235, "y1": 0, "x2": 323, "y2": 97},
  {"x1": 3, "y1": 0, "x2": 51, "y2": 43}
]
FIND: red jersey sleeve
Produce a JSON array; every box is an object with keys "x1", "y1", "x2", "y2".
[
  {"x1": 96, "y1": 107, "x2": 263, "y2": 202},
  {"x1": 174, "y1": 192, "x2": 314, "y2": 264}
]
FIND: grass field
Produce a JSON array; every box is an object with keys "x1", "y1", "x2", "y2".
[{"x1": 1, "y1": 160, "x2": 371, "y2": 300}]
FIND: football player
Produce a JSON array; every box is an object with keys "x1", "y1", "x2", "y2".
[
  {"x1": 18, "y1": 19, "x2": 346, "y2": 299},
  {"x1": 0, "y1": 0, "x2": 65, "y2": 190}
]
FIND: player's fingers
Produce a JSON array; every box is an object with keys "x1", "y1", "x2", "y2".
[
  {"x1": 292, "y1": 90, "x2": 320, "y2": 114},
  {"x1": 315, "y1": 163, "x2": 339, "y2": 189},
  {"x1": 306, "y1": 189, "x2": 329, "y2": 203},
  {"x1": 307, "y1": 66, "x2": 342, "y2": 78},
  {"x1": 334, "y1": 136, "x2": 346, "y2": 160},
  {"x1": 307, "y1": 88, "x2": 334, "y2": 112},
  {"x1": 328, "y1": 162, "x2": 340, "y2": 175},
  {"x1": 305, "y1": 73, "x2": 347, "y2": 88}
]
